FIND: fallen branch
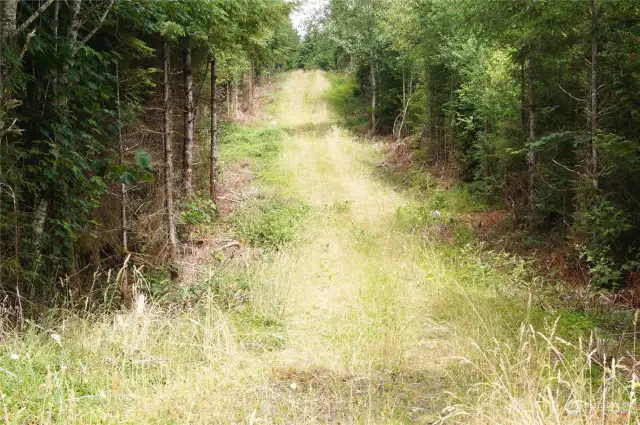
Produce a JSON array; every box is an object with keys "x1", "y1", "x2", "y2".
[
  {"x1": 214, "y1": 241, "x2": 240, "y2": 251},
  {"x1": 11, "y1": 0, "x2": 55, "y2": 37}
]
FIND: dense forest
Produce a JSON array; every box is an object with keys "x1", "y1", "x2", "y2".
[
  {"x1": 300, "y1": 0, "x2": 640, "y2": 290},
  {"x1": 0, "y1": 0, "x2": 298, "y2": 304}
]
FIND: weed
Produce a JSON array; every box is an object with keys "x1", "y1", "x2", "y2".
[{"x1": 232, "y1": 197, "x2": 309, "y2": 249}]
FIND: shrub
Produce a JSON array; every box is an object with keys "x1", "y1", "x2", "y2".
[{"x1": 574, "y1": 198, "x2": 632, "y2": 288}]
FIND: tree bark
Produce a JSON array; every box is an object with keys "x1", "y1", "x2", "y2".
[
  {"x1": 226, "y1": 82, "x2": 230, "y2": 119},
  {"x1": 0, "y1": 0, "x2": 18, "y2": 40},
  {"x1": 182, "y1": 40, "x2": 194, "y2": 196},
  {"x1": 32, "y1": 197, "x2": 49, "y2": 259},
  {"x1": 590, "y1": 0, "x2": 599, "y2": 189},
  {"x1": 233, "y1": 78, "x2": 239, "y2": 120},
  {"x1": 520, "y1": 61, "x2": 526, "y2": 136},
  {"x1": 246, "y1": 62, "x2": 254, "y2": 114},
  {"x1": 527, "y1": 47, "x2": 537, "y2": 203},
  {"x1": 67, "y1": 0, "x2": 82, "y2": 43},
  {"x1": 163, "y1": 41, "x2": 178, "y2": 261},
  {"x1": 116, "y1": 61, "x2": 127, "y2": 255},
  {"x1": 0, "y1": 0, "x2": 18, "y2": 141},
  {"x1": 370, "y1": 59, "x2": 377, "y2": 132},
  {"x1": 210, "y1": 57, "x2": 218, "y2": 201}
]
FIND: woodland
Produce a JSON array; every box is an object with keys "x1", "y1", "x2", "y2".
[
  {"x1": 0, "y1": 0, "x2": 298, "y2": 304},
  {"x1": 1, "y1": 0, "x2": 640, "y2": 423},
  {"x1": 300, "y1": 0, "x2": 640, "y2": 291}
]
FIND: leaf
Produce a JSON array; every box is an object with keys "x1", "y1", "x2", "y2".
[{"x1": 135, "y1": 150, "x2": 153, "y2": 172}]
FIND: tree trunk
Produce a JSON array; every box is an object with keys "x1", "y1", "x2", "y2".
[
  {"x1": 0, "y1": 0, "x2": 17, "y2": 141},
  {"x1": 590, "y1": 0, "x2": 599, "y2": 189},
  {"x1": 226, "y1": 82, "x2": 230, "y2": 119},
  {"x1": 32, "y1": 196, "x2": 49, "y2": 262},
  {"x1": 163, "y1": 41, "x2": 177, "y2": 261},
  {"x1": 67, "y1": 0, "x2": 82, "y2": 43},
  {"x1": 370, "y1": 59, "x2": 377, "y2": 132},
  {"x1": 527, "y1": 48, "x2": 537, "y2": 203},
  {"x1": 116, "y1": 61, "x2": 127, "y2": 255},
  {"x1": 0, "y1": 0, "x2": 18, "y2": 40},
  {"x1": 247, "y1": 62, "x2": 254, "y2": 114},
  {"x1": 233, "y1": 78, "x2": 239, "y2": 120},
  {"x1": 520, "y1": 61, "x2": 526, "y2": 136},
  {"x1": 210, "y1": 57, "x2": 218, "y2": 201},
  {"x1": 182, "y1": 40, "x2": 194, "y2": 196}
]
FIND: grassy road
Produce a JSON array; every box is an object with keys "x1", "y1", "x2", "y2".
[{"x1": 2, "y1": 71, "x2": 635, "y2": 424}]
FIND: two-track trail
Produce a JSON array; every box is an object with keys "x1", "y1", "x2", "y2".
[{"x1": 231, "y1": 70, "x2": 454, "y2": 423}]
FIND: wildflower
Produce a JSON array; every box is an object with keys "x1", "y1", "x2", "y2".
[
  {"x1": 9, "y1": 354, "x2": 18, "y2": 360},
  {"x1": 51, "y1": 334, "x2": 62, "y2": 344}
]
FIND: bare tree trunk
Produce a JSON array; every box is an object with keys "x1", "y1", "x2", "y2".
[
  {"x1": 246, "y1": 62, "x2": 254, "y2": 114},
  {"x1": 226, "y1": 82, "x2": 230, "y2": 119},
  {"x1": 67, "y1": 0, "x2": 82, "y2": 43},
  {"x1": 527, "y1": 47, "x2": 537, "y2": 203},
  {"x1": 590, "y1": 0, "x2": 599, "y2": 189},
  {"x1": 32, "y1": 197, "x2": 49, "y2": 258},
  {"x1": 233, "y1": 78, "x2": 239, "y2": 120},
  {"x1": 0, "y1": 0, "x2": 17, "y2": 141},
  {"x1": 370, "y1": 59, "x2": 377, "y2": 132},
  {"x1": 520, "y1": 61, "x2": 526, "y2": 136},
  {"x1": 210, "y1": 57, "x2": 218, "y2": 201},
  {"x1": 182, "y1": 40, "x2": 194, "y2": 196},
  {"x1": 0, "y1": 0, "x2": 18, "y2": 40},
  {"x1": 163, "y1": 41, "x2": 177, "y2": 261}
]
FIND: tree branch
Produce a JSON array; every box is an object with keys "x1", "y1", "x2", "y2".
[
  {"x1": 11, "y1": 0, "x2": 55, "y2": 36},
  {"x1": 19, "y1": 29, "x2": 36, "y2": 61},
  {"x1": 557, "y1": 84, "x2": 584, "y2": 103},
  {"x1": 74, "y1": 0, "x2": 115, "y2": 54}
]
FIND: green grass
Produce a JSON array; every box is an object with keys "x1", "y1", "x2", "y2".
[
  {"x1": 231, "y1": 197, "x2": 309, "y2": 249},
  {"x1": 219, "y1": 123, "x2": 285, "y2": 163}
]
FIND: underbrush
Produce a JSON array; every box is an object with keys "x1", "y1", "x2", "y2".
[
  {"x1": 381, "y1": 161, "x2": 640, "y2": 424},
  {"x1": 325, "y1": 73, "x2": 368, "y2": 128},
  {"x1": 413, "y1": 232, "x2": 640, "y2": 424},
  {"x1": 0, "y1": 286, "x2": 284, "y2": 424}
]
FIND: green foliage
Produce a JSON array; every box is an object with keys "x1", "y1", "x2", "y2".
[
  {"x1": 325, "y1": 73, "x2": 368, "y2": 127},
  {"x1": 574, "y1": 198, "x2": 632, "y2": 288},
  {"x1": 232, "y1": 198, "x2": 309, "y2": 248},
  {"x1": 0, "y1": 0, "x2": 299, "y2": 297},
  {"x1": 312, "y1": 0, "x2": 640, "y2": 288},
  {"x1": 220, "y1": 124, "x2": 284, "y2": 162},
  {"x1": 180, "y1": 194, "x2": 217, "y2": 227}
]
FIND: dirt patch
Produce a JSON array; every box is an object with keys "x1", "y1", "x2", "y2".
[
  {"x1": 215, "y1": 159, "x2": 257, "y2": 217},
  {"x1": 376, "y1": 137, "x2": 415, "y2": 172},
  {"x1": 265, "y1": 366, "x2": 444, "y2": 423}
]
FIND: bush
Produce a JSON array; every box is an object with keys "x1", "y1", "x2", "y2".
[
  {"x1": 180, "y1": 194, "x2": 217, "y2": 227},
  {"x1": 574, "y1": 198, "x2": 632, "y2": 288},
  {"x1": 325, "y1": 73, "x2": 368, "y2": 127}
]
